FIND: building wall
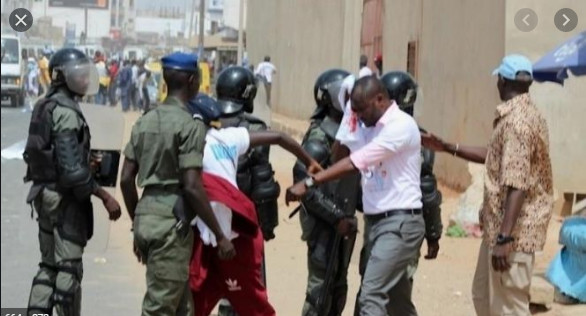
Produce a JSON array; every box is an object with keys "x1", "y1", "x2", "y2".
[
  {"x1": 247, "y1": 0, "x2": 361, "y2": 119},
  {"x1": 134, "y1": 17, "x2": 186, "y2": 38},
  {"x1": 29, "y1": 1, "x2": 111, "y2": 38},
  {"x1": 419, "y1": 0, "x2": 506, "y2": 188},
  {"x1": 246, "y1": 0, "x2": 585, "y2": 194},
  {"x1": 223, "y1": 0, "x2": 245, "y2": 29},
  {"x1": 383, "y1": 0, "x2": 507, "y2": 189},
  {"x1": 505, "y1": 0, "x2": 586, "y2": 193}
]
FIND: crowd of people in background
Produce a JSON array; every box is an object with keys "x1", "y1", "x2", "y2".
[
  {"x1": 22, "y1": 48, "x2": 261, "y2": 114},
  {"x1": 23, "y1": 50, "x2": 51, "y2": 110},
  {"x1": 87, "y1": 51, "x2": 155, "y2": 113},
  {"x1": 23, "y1": 49, "x2": 158, "y2": 113}
]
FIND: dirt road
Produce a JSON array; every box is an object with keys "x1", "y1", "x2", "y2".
[{"x1": 116, "y1": 111, "x2": 584, "y2": 316}]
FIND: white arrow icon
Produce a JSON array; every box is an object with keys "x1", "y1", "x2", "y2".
[
  {"x1": 523, "y1": 14, "x2": 531, "y2": 26},
  {"x1": 562, "y1": 14, "x2": 570, "y2": 26}
]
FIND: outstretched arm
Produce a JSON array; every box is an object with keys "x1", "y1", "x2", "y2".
[
  {"x1": 249, "y1": 131, "x2": 321, "y2": 173},
  {"x1": 286, "y1": 156, "x2": 358, "y2": 206},
  {"x1": 421, "y1": 132, "x2": 487, "y2": 164}
]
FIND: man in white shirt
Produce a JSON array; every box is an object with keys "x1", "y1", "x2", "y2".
[
  {"x1": 186, "y1": 94, "x2": 321, "y2": 316},
  {"x1": 358, "y1": 55, "x2": 374, "y2": 78},
  {"x1": 286, "y1": 76, "x2": 425, "y2": 316},
  {"x1": 254, "y1": 56, "x2": 277, "y2": 106},
  {"x1": 130, "y1": 60, "x2": 139, "y2": 110}
]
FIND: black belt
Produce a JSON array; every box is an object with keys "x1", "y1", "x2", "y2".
[
  {"x1": 143, "y1": 185, "x2": 180, "y2": 195},
  {"x1": 365, "y1": 209, "x2": 422, "y2": 222}
]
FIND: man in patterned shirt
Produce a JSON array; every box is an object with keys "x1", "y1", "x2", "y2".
[{"x1": 422, "y1": 54, "x2": 554, "y2": 316}]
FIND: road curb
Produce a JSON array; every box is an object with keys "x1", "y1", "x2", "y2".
[{"x1": 270, "y1": 112, "x2": 309, "y2": 140}]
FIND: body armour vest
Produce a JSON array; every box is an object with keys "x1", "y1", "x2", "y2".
[{"x1": 23, "y1": 92, "x2": 91, "y2": 185}]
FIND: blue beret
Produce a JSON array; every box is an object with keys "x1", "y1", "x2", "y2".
[
  {"x1": 161, "y1": 52, "x2": 199, "y2": 72},
  {"x1": 187, "y1": 93, "x2": 221, "y2": 125}
]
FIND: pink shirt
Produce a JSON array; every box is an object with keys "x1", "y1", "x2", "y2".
[{"x1": 345, "y1": 103, "x2": 422, "y2": 214}]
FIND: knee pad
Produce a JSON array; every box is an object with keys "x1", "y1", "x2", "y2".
[
  {"x1": 53, "y1": 260, "x2": 82, "y2": 315},
  {"x1": 28, "y1": 262, "x2": 58, "y2": 313},
  {"x1": 55, "y1": 259, "x2": 83, "y2": 298}
]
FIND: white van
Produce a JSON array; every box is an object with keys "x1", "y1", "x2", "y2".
[
  {"x1": 1, "y1": 35, "x2": 25, "y2": 107},
  {"x1": 77, "y1": 44, "x2": 106, "y2": 59},
  {"x1": 123, "y1": 46, "x2": 147, "y2": 61}
]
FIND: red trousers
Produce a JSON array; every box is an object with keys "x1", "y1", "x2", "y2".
[{"x1": 191, "y1": 232, "x2": 275, "y2": 316}]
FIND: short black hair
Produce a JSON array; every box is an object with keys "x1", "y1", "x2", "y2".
[
  {"x1": 351, "y1": 76, "x2": 388, "y2": 102},
  {"x1": 264, "y1": 56, "x2": 270, "y2": 62},
  {"x1": 164, "y1": 68, "x2": 199, "y2": 93},
  {"x1": 359, "y1": 54, "x2": 368, "y2": 67}
]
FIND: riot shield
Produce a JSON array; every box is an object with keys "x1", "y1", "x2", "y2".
[{"x1": 79, "y1": 102, "x2": 125, "y2": 253}]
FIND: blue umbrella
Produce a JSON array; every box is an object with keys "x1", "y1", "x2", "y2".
[{"x1": 533, "y1": 30, "x2": 586, "y2": 85}]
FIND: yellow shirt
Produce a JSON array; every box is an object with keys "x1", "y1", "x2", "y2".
[{"x1": 38, "y1": 57, "x2": 50, "y2": 85}]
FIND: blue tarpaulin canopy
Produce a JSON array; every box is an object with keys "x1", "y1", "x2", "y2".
[{"x1": 533, "y1": 31, "x2": 586, "y2": 85}]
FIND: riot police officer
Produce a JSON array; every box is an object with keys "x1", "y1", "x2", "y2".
[
  {"x1": 213, "y1": 66, "x2": 281, "y2": 316},
  {"x1": 293, "y1": 69, "x2": 361, "y2": 316},
  {"x1": 380, "y1": 71, "x2": 443, "y2": 277},
  {"x1": 24, "y1": 48, "x2": 122, "y2": 316},
  {"x1": 120, "y1": 52, "x2": 235, "y2": 316}
]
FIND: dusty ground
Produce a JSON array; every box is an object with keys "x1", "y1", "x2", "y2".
[
  {"x1": 264, "y1": 144, "x2": 584, "y2": 316},
  {"x1": 111, "y1": 111, "x2": 584, "y2": 316},
  {"x1": 4, "y1": 99, "x2": 583, "y2": 315}
]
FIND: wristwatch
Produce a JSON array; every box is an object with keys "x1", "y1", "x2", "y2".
[
  {"x1": 304, "y1": 176, "x2": 316, "y2": 189},
  {"x1": 496, "y1": 233, "x2": 515, "y2": 245}
]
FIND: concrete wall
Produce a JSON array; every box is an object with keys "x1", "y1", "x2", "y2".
[
  {"x1": 505, "y1": 0, "x2": 586, "y2": 193},
  {"x1": 246, "y1": 0, "x2": 362, "y2": 119},
  {"x1": 382, "y1": 0, "x2": 422, "y2": 71},
  {"x1": 247, "y1": 0, "x2": 585, "y2": 194},
  {"x1": 384, "y1": 0, "x2": 506, "y2": 188}
]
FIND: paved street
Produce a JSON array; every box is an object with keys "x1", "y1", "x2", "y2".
[
  {"x1": 0, "y1": 95, "x2": 271, "y2": 315},
  {"x1": 1, "y1": 105, "x2": 145, "y2": 315}
]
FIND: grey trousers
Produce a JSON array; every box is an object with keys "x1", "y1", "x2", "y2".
[{"x1": 355, "y1": 213, "x2": 425, "y2": 316}]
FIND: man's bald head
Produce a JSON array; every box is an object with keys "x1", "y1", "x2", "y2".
[
  {"x1": 350, "y1": 76, "x2": 391, "y2": 127},
  {"x1": 351, "y1": 76, "x2": 389, "y2": 102}
]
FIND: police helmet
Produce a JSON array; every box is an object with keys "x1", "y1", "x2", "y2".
[
  {"x1": 312, "y1": 69, "x2": 351, "y2": 120},
  {"x1": 49, "y1": 48, "x2": 99, "y2": 96},
  {"x1": 215, "y1": 66, "x2": 257, "y2": 116},
  {"x1": 380, "y1": 71, "x2": 418, "y2": 115},
  {"x1": 187, "y1": 93, "x2": 222, "y2": 125}
]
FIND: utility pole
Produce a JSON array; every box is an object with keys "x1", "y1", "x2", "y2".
[
  {"x1": 188, "y1": 0, "x2": 196, "y2": 44},
  {"x1": 237, "y1": 0, "x2": 244, "y2": 65},
  {"x1": 198, "y1": 0, "x2": 205, "y2": 56},
  {"x1": 84, "y1": 7, "x2": 88, "y2": 43},
  {"x1": 114, "y1": 0, "x2": 119, "y2": 27}
]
